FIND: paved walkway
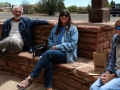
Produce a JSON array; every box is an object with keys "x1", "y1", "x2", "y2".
[{"x1": 0, "y1": 71, "x2": 58, "y2": 90}]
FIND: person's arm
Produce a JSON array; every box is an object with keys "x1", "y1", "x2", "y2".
[
  {"x1": 56, "y1": 25, "x2": 78, "y2": 51},
  {"x1": 114, "y1": 70, "x2": 120, "y2": 77},
  {"x1": 32, "y1": 19, "x2": 56, "y2": 26},
  {"x1": 48, "y1": 25, "x2": 57, "y2": 49},
  {"x1": 48, "y1": 21, "x2": 56, "y2": 26},
  {"x1": 1, "y1": 19, "x2": 10, "y2": 40},
  {"x1": 101, "y1": 71, "x2": 116, "y2": 84},
  {"x1": 106, "y1": 34, "x2": 118, "y2": 73}
]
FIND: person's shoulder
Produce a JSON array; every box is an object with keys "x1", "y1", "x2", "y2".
[
  {"x1": 4, "y1": 18, "x2": 12, "y2": 23},
  {"x1": 70, "y1": 24, "x2": 77, "y2": 30},
  {"x1": 113, "y1": 33, "x2": 119, "y2": 40},
  {"x1": 21, "y1": 17, "x2": 33, "y2": 23},
  {"x1": 51, "y1": 25, "x2": 58, "y2": 32},
  {"x1": 70, "y1": 24, "x2": 76, "y2": 27},
  {"x1": 52, "y1": 24, "x2": 58, "y2": 29},
  {"x1": 54, "y1": 24, "x2": 58, "y2": 27},
  {"x1": 21, "y1": 17, "x2": 31, "y2": 20},
  {"x1": 113, "y1": 34, "x2": 118, "y2": 37}
]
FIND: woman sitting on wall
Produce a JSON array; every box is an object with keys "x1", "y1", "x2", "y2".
[{"x1": 16, "y1": 9, "x2": 79, "y2": 90}]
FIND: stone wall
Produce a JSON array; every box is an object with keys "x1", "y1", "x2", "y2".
[
  {"x1": 0, "y1": 22, "x2": 115, "y2": 59},
  {"x1": 0, "y1": 52, "x2": 95, "y2": 90},
  {"x1": 33, "y1": 22, "x2": 114, "y2": 59},
  {"x1": 77, "y1": 23, "x2": 115, "y2": 58},
  {"x1": 0, "y1": 21, "x2": 115, "y2": 90}
]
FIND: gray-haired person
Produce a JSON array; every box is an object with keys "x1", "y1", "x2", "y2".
[{"x1": 0, "y1": 6, "x2": 55, "y2": 56}]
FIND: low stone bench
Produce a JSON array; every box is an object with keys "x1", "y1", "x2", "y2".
[
  {"x1": 0, "y1": 21, "x2": 115, "y2": 90},
  {"x1": 0, "y1": 51, "x2": 98, "y2": 90}
]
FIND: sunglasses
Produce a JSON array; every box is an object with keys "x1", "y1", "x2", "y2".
[
  {"x1": 116, "y1": 26, "x2": 120, "y2": 30},
  {"x1": 60, "y1": 14, "x2": 69, "y2": 17}
]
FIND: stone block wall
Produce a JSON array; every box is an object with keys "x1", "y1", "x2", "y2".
[
  {"x1": 0, "y1": 52, "x2": 94, "y2": 90},
  {"x1": 0, "y1": 21, "x2": 115, "y2": 90},
  {"x1": 0, "y1": 22, "x2": 115, "y2": 59},
  {"x1": 33, "y1": 23, "x2": 115, "y2": 59},
  {"x1": 33, "y1": 25, "x2": 53, "y2": 45},
  {"x1": 77, "y1": 23, "x2": 114, "y2": 58}
]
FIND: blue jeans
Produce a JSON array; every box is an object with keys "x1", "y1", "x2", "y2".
[
  {"x1": 30, "y1": 50, "x2": 66, "y2": 88},
  {"x1": 90, "y1": 75, "x2": 120, "y2": 90}
]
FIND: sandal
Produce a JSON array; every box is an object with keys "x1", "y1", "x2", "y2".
[{"x1": 16, "y1": 78, "x2": 33, "y2": 90}]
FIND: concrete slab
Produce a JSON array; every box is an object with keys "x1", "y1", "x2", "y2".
[{"x1": 0, "y1": 71, "x2": 58, "y2": 90}]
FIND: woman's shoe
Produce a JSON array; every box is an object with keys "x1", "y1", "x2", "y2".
[{"x1": 16, "y1": 78, "x2": 33, "y2": 90}]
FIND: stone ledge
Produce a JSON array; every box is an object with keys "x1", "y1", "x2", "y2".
[
  {"x1": 0, "y1": 21, "x2": 114, "y2": 59},
  {"x1": 0, "y1": 20, "x2": 114, "y2": 90},
  {"x1": 0, "y1": 51, "x2": 99, "y2": 90}
]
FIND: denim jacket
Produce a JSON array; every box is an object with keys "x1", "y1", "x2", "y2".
[
  {"x1": 48, "y1": 25, "x2": 79, "y2": 63},
  {"x1": 1, "y1": 17, "x2": 49, "y2": 53},
  {"x1": 106, "y1": 33, "x2": 120, "y2": 77}
]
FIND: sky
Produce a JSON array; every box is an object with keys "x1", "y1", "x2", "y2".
[{"x1": 1, "y1": 0, "x2": 120, "y2": 7}]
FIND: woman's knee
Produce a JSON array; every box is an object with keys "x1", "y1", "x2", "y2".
[
  {"x1": 99, "y1": 85, "x2": 114, "y2": 90},
  {"x1": 41, "y1": 50, "x2": 53, "y2": 60},
  {"x1": 43, "y1": 50, "x2": 52, "y2": 56},
  {"x1": 45, "y1": 50, "x2": 54, "y2": 54},
  {"x1": 99, "y1": 87, "x2": 107, "y2": 90},
  {"x1": 89, "y1": 85, "x2": 94, "y2": 90},
  {"x1": 43, "y1": 50, "x2": 56, "y2": 57}
]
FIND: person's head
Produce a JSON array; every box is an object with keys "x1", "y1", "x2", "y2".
[
  {"x1": 58, "y1": 9, "x2": 71, "y2": 27},
  {"x1": 114, "y1": 19, "x2": 120, "y2": 35},
  {"x1": 12, "y1": 6, "x2": 23, "y2": 21},
  {"x1": 56, "y1": 9, "x2": 71, "y2": 34}
]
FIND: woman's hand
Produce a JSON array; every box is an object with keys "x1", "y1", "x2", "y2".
[
  {"x1": 105, "y1": 73, "x2": 116, "y2": 82},
  {"x1": 52, "y1": 45, "x2": 56, "y2": 50},
  {"x1": 101, "y1": 71, "x2": 116, "y2": 84},
  {"x1": 48, "y1": 21, "x2": 56, "y2": 26},
  {"x1": 101, "y1": 74, "x2": 107, "y2": 84}
]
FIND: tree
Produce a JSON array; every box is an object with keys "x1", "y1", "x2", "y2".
[
  {"x1": 110, "y1": 0, "x2": 115, "y2": 7},
  {"x1": 107, "y1": 1, "x2": 111, "y2": 7},
  {"x1": 0, "y1": 2, "x2": 11, "y2": 7},
  {"x1": 0, "y1": 2, "x2": 4, "y2": 7},
  {"x1": 67, "y1": 5, "x2": 78, "y2": 13},
  {"x1": 21, "y1": 0, "x2": 30, "y2": 14},
  {"x1": 78, "y1": 7, "x2": 88, "y2": 14},
  {"x1": 57, "y1": 0, "x2": 66, "y2": 12},
  {"x1": 4, "y1": 2, "x2": 10, "y2": 7},
  {"x1": 9, "y1": 3, "x2": 11, "y2": 7},
  {"x1": 86, "y1": 4, "x2": 91, "y2": 13},
  {"x1": 12, "y1": 4, "x2": 14, "y2": 8},
  {"x1": 38, "y1": 0, "x2": 58, "y2": 15},
  {"x1": 107, "y1": 0, "x2": 116, "y2": 7},
  {"x1": 34, "y1": 1, "x2": 43, "y2": 13},
  {"x1": 36, "y1": 0, "x2": 65, "y2": 15},
  {"x1": 21, "y1": 0, "x2": 35, "y2": 14}
]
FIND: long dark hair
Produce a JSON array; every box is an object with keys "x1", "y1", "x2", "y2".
[{"x1": 55, "y1": 9, "x2": 71, "y2": 35}]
